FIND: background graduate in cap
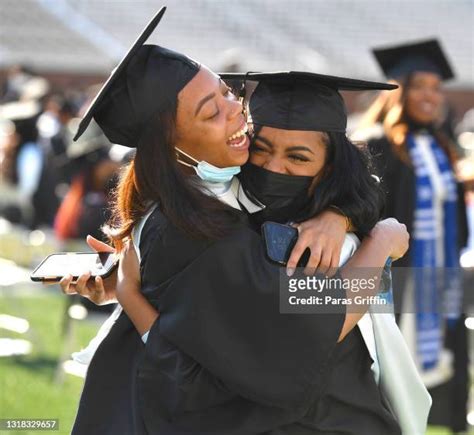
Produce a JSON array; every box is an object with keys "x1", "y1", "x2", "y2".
[
  {"x1": 357, "y1": 38, "x2": 469, "y2": 433},
  {"x1": 58, "y1": 6, "x2": 408, "y2": 435}
]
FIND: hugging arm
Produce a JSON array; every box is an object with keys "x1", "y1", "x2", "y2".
[
  {"x1": 121, "y1": 218, "x2": 407, "y2": 412},
  {"x1": 287, "y1": 208, "x2": 352, "y2": 277},
  {"x1": 62, "y1": 215, "x2": 407, "y2": 417}
]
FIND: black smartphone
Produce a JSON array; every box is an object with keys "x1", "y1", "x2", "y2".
[
  {"x1": 261, "y1": 222, "x2": 299, "y2": 265},
  {"x1": 30, "y1": 252, "x2": 118, "y2": 282}
]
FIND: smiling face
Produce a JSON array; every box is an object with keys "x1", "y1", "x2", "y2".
[
  {"x1": 404, "y1": 71, "x2": 443, "y2": 125},
  {"x1": 174, "y1": 66, "x2": 250, "y2": 169},
  {"x1": 249, "y1": 126, "x2": 329, "y2": 181}
]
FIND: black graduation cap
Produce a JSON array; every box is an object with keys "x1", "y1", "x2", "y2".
[
  {"x1": 220, "y1": 71, "x2": 398, "y2": 133},
  {"x1": 372, "y1": 39, "x2": 455, "y2": 81},
  {"x1": 74, "y1": 6, "x2": 200, "y2": 147}
]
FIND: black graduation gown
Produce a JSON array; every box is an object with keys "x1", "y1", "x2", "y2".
[
  {"x1": 368, "y1": 136, "x2": 469, "y2": 433},
  {"x1": 72, "y1": 206, "x2": 400, "y2": 435}
]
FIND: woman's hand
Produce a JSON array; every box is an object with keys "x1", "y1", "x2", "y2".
[
  {"x1": 59, "y1": 235, "x2": 118, "y2": 305},
  {"x1": 287, "y1": 209, "x2": 348, "y2": 277},
  {"x1": 116, "y1": 239, "x2": 141, "y2": 304},
  {"x1": 370, "y1": 218, "x2": 409, "y2": 260}
]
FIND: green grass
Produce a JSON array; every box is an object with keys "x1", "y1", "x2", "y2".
[
  {"x1": 0, "y1": 293, "x2": 98, "y2": 435},
  {"x1": 427, "y1": 429, "x2": 456, "y2": 434},
  {"x1": 0, "y1": 293, "x2": 471, "y2": 435}
]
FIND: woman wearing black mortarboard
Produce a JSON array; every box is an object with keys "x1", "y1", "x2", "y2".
[
  {"x1": 59, "y1": 7, "x2": 409, "y2": 435},
  {"x1": 220, "y1": 71, "x2": 431, "y2": 435},
  {"x1": 356, "y1": 39, "x2": 469, "y2": 433}
]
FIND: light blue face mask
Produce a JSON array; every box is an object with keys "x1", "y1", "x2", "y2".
[{"x1": 175, "y1": 147, "x2": 241, "y2": 183}]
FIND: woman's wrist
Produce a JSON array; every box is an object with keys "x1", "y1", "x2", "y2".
[
  {"x1": 367, "y1": 224, "x2": 393, "y2": 259},
  {"x1": 327, "y1": 205, "x2": 352, "y2": 231}
]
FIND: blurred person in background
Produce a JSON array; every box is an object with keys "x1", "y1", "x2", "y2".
[
  {"x1": 38, "y1": 93, "x2": 77, "y2": 158},
  {"x1": 0, "y1": 98, "x2": 50, "y2": 227},
  {"x1": 0, "y1": 64, "x2": 35, "y2": 103},
  {"x1": 37, "y1": 94, "x2": 80, "y2": 210},
  {"x1": 54, "y1": 119, "x2": 120, "y2": 243},
  {"x1": 356, "y1": 39, "x2": 469, "y2": 434},
  {"x1": 0, "y1": 117, "x2": 27, "y2": 223},
  {"x1": 0, "y1": 71, "x2": 62, "y2": 228}
]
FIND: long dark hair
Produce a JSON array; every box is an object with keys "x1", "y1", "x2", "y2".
[
  {"x1": 105, "y1": 98, "x2": 241, "y2": 249},
  {"x1": 300, "y1": 131, "x2": 385, "y2": 237}
]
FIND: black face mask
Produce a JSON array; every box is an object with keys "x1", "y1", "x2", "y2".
[{"x1": 239, "y1": 162, "x2": 314, "y2": 225}]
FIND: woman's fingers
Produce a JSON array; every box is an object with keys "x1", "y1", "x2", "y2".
[
  {"x1": 374, "y1": 218, "x2": 409, "y2": 259},
  {"x1": 74, "y1": 271, "x2": 92, "y2": 296},
  {"x1": 287, "y1": 223, "x2": 345, "y2": 277},
  {"x1": 92, "y1": 276, "x2": 106, "y2": 294},
  {"x1": 59, "y1": 270, "x2": 109, "y2": 304},
  {"x1": 316, "y1": 249, "x2": 333, "y2": 276},
  {"x1": 287, "y1": 237, "x2": 308, "y2": 277},
  {"x1": 59, "y1": 274, "x2": 77, "y2": 295},
  {"x1": 88, "y1": 276, "x2": 107, "y2": 304},
  {"x1": 86, "y1": 235, "x2": 115, "y2": 253},
  {"x1": 326, "y1": 251, "x2": 340, "y2": 277},
  {"x1": 304, "y1": 246, "x2": 322, "y2": 276}
]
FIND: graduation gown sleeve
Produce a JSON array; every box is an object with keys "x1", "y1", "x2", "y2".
[{"x1": 137, "y1": 223, "x2": 346, "y2": 421}]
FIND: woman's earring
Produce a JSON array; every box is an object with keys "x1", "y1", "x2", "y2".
[
  {"x1": 236, "y1": 79, "x2": 246, "y2": 99},
  {"x1": 238, "y1": 81, "x2": 248, "y2": 118}
]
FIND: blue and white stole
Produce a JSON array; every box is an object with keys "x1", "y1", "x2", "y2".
[{"x1": 407, "y1": 133, "x2": 461, "y2": 370}]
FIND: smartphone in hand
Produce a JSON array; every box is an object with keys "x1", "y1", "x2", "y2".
[
  {"x1": 261, "y1": 222, "x2": 299, "y2": 265},
  {"x1": 30, "y1": 252, "x2": 118, "y2": 282}
]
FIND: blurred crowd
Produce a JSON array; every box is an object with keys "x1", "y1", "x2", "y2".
[{"x1": 0, "y1": 65, "x2": 133, "y2": 243}]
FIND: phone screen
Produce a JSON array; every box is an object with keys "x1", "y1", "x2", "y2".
[
  {"x1": 262, "y1": 222, "x2": 298, "y2": 265},
  {"x1": 30, "y1": 252, "x2": 117, "y2": 282}
]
